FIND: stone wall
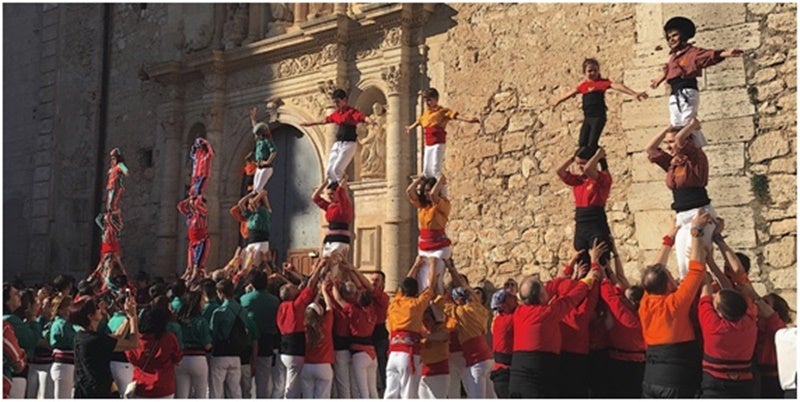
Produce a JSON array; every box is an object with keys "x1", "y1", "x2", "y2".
[{"x1": 426, "y1": 3, "x2": 796, "y2": 308}]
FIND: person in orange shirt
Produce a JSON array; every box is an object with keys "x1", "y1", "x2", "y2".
[
  {"x1": 407, "y1": 174, "x2": 451, "y2": 295},
  {"x1": 405, "y1": 88, "x2": 479, "y2": 184},
  {"x1": 384, "y1": 256, "x2": 439, "y2": 399},
  {"x1": 418, "y1": 302, "x2": 455, "y2": 399},
  {"x1": 638, "y1": 210, "x2": 713, "y2": 398},
  {"x1": 444, "y1": 259, "x2": 494, "y2": 398}
]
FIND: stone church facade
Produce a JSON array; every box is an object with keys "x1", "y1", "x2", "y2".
[{"x1": 3, "y1": 3, "x2": 796, "y2": 308}]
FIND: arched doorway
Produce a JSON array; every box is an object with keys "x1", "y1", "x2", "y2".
[{"x1": 259, "y1": 124, "x2": 322, "y2": 267}]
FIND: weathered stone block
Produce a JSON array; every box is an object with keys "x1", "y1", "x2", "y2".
[
  {"x1": 33, "y1": 166, "x2": 51, "y2": 182},
  {"x1": 768, "y1": 174, "x2": 797, "y2": 206},
  {"x1": 694, "y1": 22, "x2": 761, "y2": 51},
  {"x1": 755, "y1": 79, "x2": 787, "y2": 102},
  {"x1": 704, "y1": 59, "x2": 747, "y2": 90},
  {"x1": 764, "y1": 236, "x2": 796, "y2": 269},
  {"x1": 749, "y1": 130, "x2": 792, "y2": 163},
  {"x1": 752, "y1": 68, "x2": 778, "y2": 85},
  {"x1": 705, "y1": 142, "x2": 745, "y2": 176},
  {"x1": 621, "y1": 97, "x2": 669, "y2": 129},
  {"x1": 628, "y1": 181, "x2": 671, "y2": 211},
  {"x1": 634, "y1": 3, "x2": 663, "y2": 45},
  {"x1": 700, "y1": 88, "x2": 755, "y2": 121},
  {"x1": 767, "y1": 12, "x2": 797, "y2": 32},
  {"x1": 747, "y1": 3, "x2": 776, "y2": 15},
  {"x1": 768, "y1": 156, "x2": 796, "y2": 174},
  {"x1": 707, "y1": 175, "x2": 752, "y2": 207},
  {"x1": 633, "y1": 209, "x2": 674, "y2": 249},
  {"x1": 704, "y1": 117, "x2": 756, "y2": 145},
  {"x1": 769, "y1": 218, "x2": 797, "y2": 237},
  {"x1": 501, "y1": 130, "x2": 528, "y2": 153},
  {"x1": 713, "y1": 206, "x2": 757, "y2": 250},
  {"x1": 631, "y1": 151, "x2": 664, "y2": 183},
  {"x1": 662, "y1": 4, "x2": 746, "y2": 31},
  {"x1": 768, "y1": 266, "x2": 796, "y2": 289}
]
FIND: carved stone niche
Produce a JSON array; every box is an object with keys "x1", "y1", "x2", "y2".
[
  {"x1": 355, "y1": 87, "x2": 388, "y2": 180},
  {"x1": 356, "y1": 226, "x2": 382, "y2": 270}
]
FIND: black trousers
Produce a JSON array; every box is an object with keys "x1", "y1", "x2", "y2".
[
  {"x1": 574, "y1": 220, "x2": 611, "y2": 266},
  {"x1": 491, "y1": 368, "x2": 510, "y2": 398},
  {"x1": 607, "y1": 358, "x2": 645, "y2": 398},
  {"x1": 557, "y1": 352, "x2": 589, "y2": 398},
  {"x1": 587, "y1": 349, "x2": 610, "y2": 398},
  {"x1": 372, "y1": 322, "x2": 389, "y2": 397},
  {"x1": 509, "y1": 351, "x2": 560, "y2": 398},
  {"x1": 579, "y1": 115, "x2": 607, "y2": 150},
  {"x1": 760, "y1": 374, "x2": 783, "y2": 398},
  {"x1": 700, "y1": 372, "x2": 757, "y2": 398}
]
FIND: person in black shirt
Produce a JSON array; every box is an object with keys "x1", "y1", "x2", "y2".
[{"x1": 70, "y1": 295, "x2": 140, "y2": 398}]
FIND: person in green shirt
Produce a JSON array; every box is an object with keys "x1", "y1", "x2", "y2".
[
  {"x1": 240, "y1": 270, "x2": 279, "y2": 398},
  {"x1": 209, "y1": 279, "x2": 254, "y2": 398},
  {"x1": 201, "y1": 279, "x2": 221, "y2": 325},
  {"x1": 230, "y1": 192, "x2": 272, "y2": 270},
  {"x1": 47, "y1": 294, "x2": 76, "y2": 399},
  {"x1": 175, "y1": 291, "x2": 212, "y2": 398}
]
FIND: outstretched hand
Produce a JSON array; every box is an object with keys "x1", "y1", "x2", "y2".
[{"x1": 589, "y1": 238, "x2": 608, "y2": 263}]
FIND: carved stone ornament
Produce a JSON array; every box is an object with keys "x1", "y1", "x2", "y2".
[
  {"x1": 357, "y1": 102, "x2": 387, "y2": 178},
  {"x1": 380, "y1": 27, "x2": 402, "y2": 49},
  {"x1": 277, "y1": 45, "x2": 340, "y2": 79},
  {"x1": 381, "y1": 66, "x2": 403, "y2": 94}
]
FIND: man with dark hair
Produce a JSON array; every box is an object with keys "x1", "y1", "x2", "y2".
[
  {"x1": 300, "y1": 88, "x2": 376, "y2": 185},
  {"x1": 240, "y1": 270, "x2": 279, "y2": 398},
  {"x1": 384, "y1": 257, "x2": 438, "y2": 399},
  {"x1": 169, "y1": 280, "x2": 187, "y2": 314},
  {"x1": 52, "y1": 275, "x2": 74, "y2": 296},
  {"x1": 209, "y1": 279, "x2": 253, "y2": 398},
  {"x1": 697, "y1": 277, "x2": 757, "y2": 397},
  {"x1": 638, "y1": 211, "x2": 713, "y2": 398},
  {"x1": 200, "y1": 279, "x2": 220, "y2": 325}
]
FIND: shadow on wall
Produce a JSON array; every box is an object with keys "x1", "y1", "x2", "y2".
[{"x1": 3, "y1": 198, "x2": 30, "y2": 280}]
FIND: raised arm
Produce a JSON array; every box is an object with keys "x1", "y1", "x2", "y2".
[
  {"x1": 113, "y1": 296, "x2": 140, "y2": 352},
  {"x1": 329, "y1": 280, "x2": 346, "y2": 309},
  {"x1": 406, "y1": 177, "x2": 423, "y2": 208},
  {"x1": 582, "y1": 147, "x2": 606, "y2": 179},
  {"x1": 445, "y1": 258, "x2": 470, "y2": 293},
  {"x1": 407, "y1": 255, "x2": 425, "y2": 279},
  {"x1": 608, "y1": 238, "x2": 630, "y2": 288},
  {"x1": 654, "y1": 225, "x2": 680, "y2": 266},
  {"x1": 610, "y1": 82, "x2": 648, "y2": 101},
  {"x1": 556, "y1": 154, "x2": 575, "y2": 181},
  {"x1": 645, "y1": 125, "x2": 673, "y2": 159},
  {"x1": 429, "y1": 175, "x2": 447, "y2": 205},
  {"x1": 650, "y1": 67, "x2": 666, "y2": 89},
  {"x1": 705, "y1": 245, "x2": 733, "y2": 290},
  {"x1": 455, "y1": 114, "x2": 480, "y2": 124},
  {"x1": 548, "y1": 88, "x2": 579, "y2": 109},
  {"x1": 674, "y1": 118, "x2": 701, "y2": 146}
]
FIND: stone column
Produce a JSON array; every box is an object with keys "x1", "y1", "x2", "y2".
[
  {"x1": 334, "y1": 3, "x2": 347, "y2": 15},
  {"x1": 155, "y1": 83, "x2": 184, "y2": 277},
  {"x1": 381, "y1": 66, "x2": 412, "y2": 291},
  {"x1": 293, "y1": 3, "x2": 307, "y2": 24},
  {"x1": 246, "y1": 4, "x2": 264, "y2": 43},
  {"x1": 202, "y1": 51, "x2": 226, "y2": 270}
]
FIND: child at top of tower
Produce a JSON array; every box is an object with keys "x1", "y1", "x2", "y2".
[
  {"x1": 405, "y1": 88, "x2": 480, "y2": 182},
  {"x1": 549, "y1": 58, "x2": 648, "y2": 151},
  {"x1": 649, "y1": 16, "x2": 743, "y2": 148}
]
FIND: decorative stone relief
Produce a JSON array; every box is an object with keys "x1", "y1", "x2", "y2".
[
  {"x1": 380, "y1": 27, "x2": 402, "y2": 49},
  {"x1": 381, "y1": 66, "x2": 403, "y2": 93},
  {"x1": 222, "y1": 4, "x2": 248, "y2": 50},
  {"x1": 277, "y1": 47, "x2": 338, "y2": 79},
  {"x1": 357, "y1": 226, "x2": 382, "y2": 269},
  {"x1": 307, "y1": 3, "x2": 334, "y2": 20},
  {"x1": 357, "y1": 103, "x2": 387, "y2": 178}
]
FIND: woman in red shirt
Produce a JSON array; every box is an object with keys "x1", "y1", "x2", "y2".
[
  {"x1": 301, "y1": 284, "x2": 335, "y2": 398},
  {"x1": 125, "y1": 306, "x2": 183, "y2": 398}
]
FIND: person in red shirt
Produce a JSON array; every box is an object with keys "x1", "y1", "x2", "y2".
[
  {"x1": 600, "y1": 240, "x2": 647, "y2": 398},
  {"x1": 331, "y1": 263, "x2": 379, "y2": 398},
  {"x1": 555, "y1": 240, "x2": 605, "y2": 398},
  {"x1": 126, "y1": 306, "x2": 183, "y2": 398},
  {"x1": 755, "y1": 294, "x2": 791, "y2": 398},
  {"x1": 490, "y1": 289, "x2": 516, "y2": 398},
  {"x1": 366, "y1": 271, "x2": 390, "y2": 397},
  {"x1": 508, "y1": 265, "x2": 601, "y2": 397},
  {"x1": 549, "y1": 58, "x2": 647, "y2": 150},
  {"x1": 312, "y1": 176, "x2": 354, "y2": 277},
  {"x1": 3, "y1": 320, "x2": 27, "y2": 398},
  {"x1": 276, "y1": 258, "x2": 326, "y2": 398},
  {"x1": 557, "y1": 147, "x2": 613, "y2": 266},
  {"x1": 301, "y1": 89, "x2": 376, "y2": 185},
  {"x1": 650, "y1": 16, "x2": 744, "y2": 148},
  {"x1": 189, "y1": 137, "x2": 214, "y2": 197},
  {"x1": 697, "y1": 275, "x2": 758, "y2": 397},
  {"x1": 177, "y1": 195, "x2": 209, "y2": 282},
  {"x1": 301, "y1": 281, "x2": 335, "y2": 398}
]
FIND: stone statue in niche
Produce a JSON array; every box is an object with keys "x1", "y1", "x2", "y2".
[
  {"x1": 307, "y1": 3, "x2": 333, "y2": 20},
  {"x1": 266, "y1": 3, "x2": 294, "y2": 37},
  {"x1": 357, "y1": 103, "x2": 387, "y2": 178},
  {"x1": 222, "y1": 3, "x2": 249, "y2": 50}
]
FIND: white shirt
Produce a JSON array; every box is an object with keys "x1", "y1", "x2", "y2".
[{"x1": 775, "y1": 327, "x2": 797, "y2": 391}]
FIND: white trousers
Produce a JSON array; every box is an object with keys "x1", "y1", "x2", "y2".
[
  {"x1": 9, "y1": 377, "x2": 27, "y2": 399},
  {"x1": 253, "y1": 167, "x2": 273, "y2": 193},
  {"x1": 419, "y1": 373, "x2": 450, "y2": 399},
  {"x1": 417, "y1": 247, "x2": 451, "y2": 295},
  {"x1": 423, "y1": 143, "x2": 448, "y2": 197},
  {"x1": 322, "y1": 243, "x2": 350, "y2": 280},
  {"x1": 240, "y1": 363, "x2": 253, "y2": 399},
  {"x1": 29, "y1": 362, "x2": 53, "y2": 399},
  {"x1": 674, "y1": 205, "x2": 717, "y2": 279},
  {"x1": 175, "y1": 355, "x2": 209, "y2": 399},
  {"x1": 110, "y1": 361, "x2": 134, "y2": 398},
  {"x1": 464, "y1": 359, "x2": 494, "y2": 398},
  {"x1": 332, "y1": 350, "x2": 353, "y2": 398},
  {"x1": 668, "y1": 88, "x2": 707, "y2": 147},
  {"x1": 50, "y1": 362, "x2": 74, "y2": 399},
  {"x1": 280, "y1": 354, "x2": 304, "y2": 398},
  {"x1": 271, "y1": 350, "x2": 286, "y2": 399},
  {"x1": 301, "y1": 363, "x2": 334, "y2": 398},
  {"x1": 209, "y1": 356, "x2": 241, "y2": 399},
  {"x1": 253, "y1": 355, "x2": 274, "y2": 398},
  {"x1": 326, "y1": 141, "x2": 358, "y2": 184},
  {"x1": 384, "y1": 351, "x2": 421, "y2": 399},
  {"x1": 448, "y1": 351, "x2": 467, "y2": 398},
  {"x1": 351, "y1": 352, "x2": 379, "y2": 398}
]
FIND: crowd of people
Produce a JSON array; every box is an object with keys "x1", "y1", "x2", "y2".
[{"x1": 3, "y1": 14, "x2": 797, "y2": 400}]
